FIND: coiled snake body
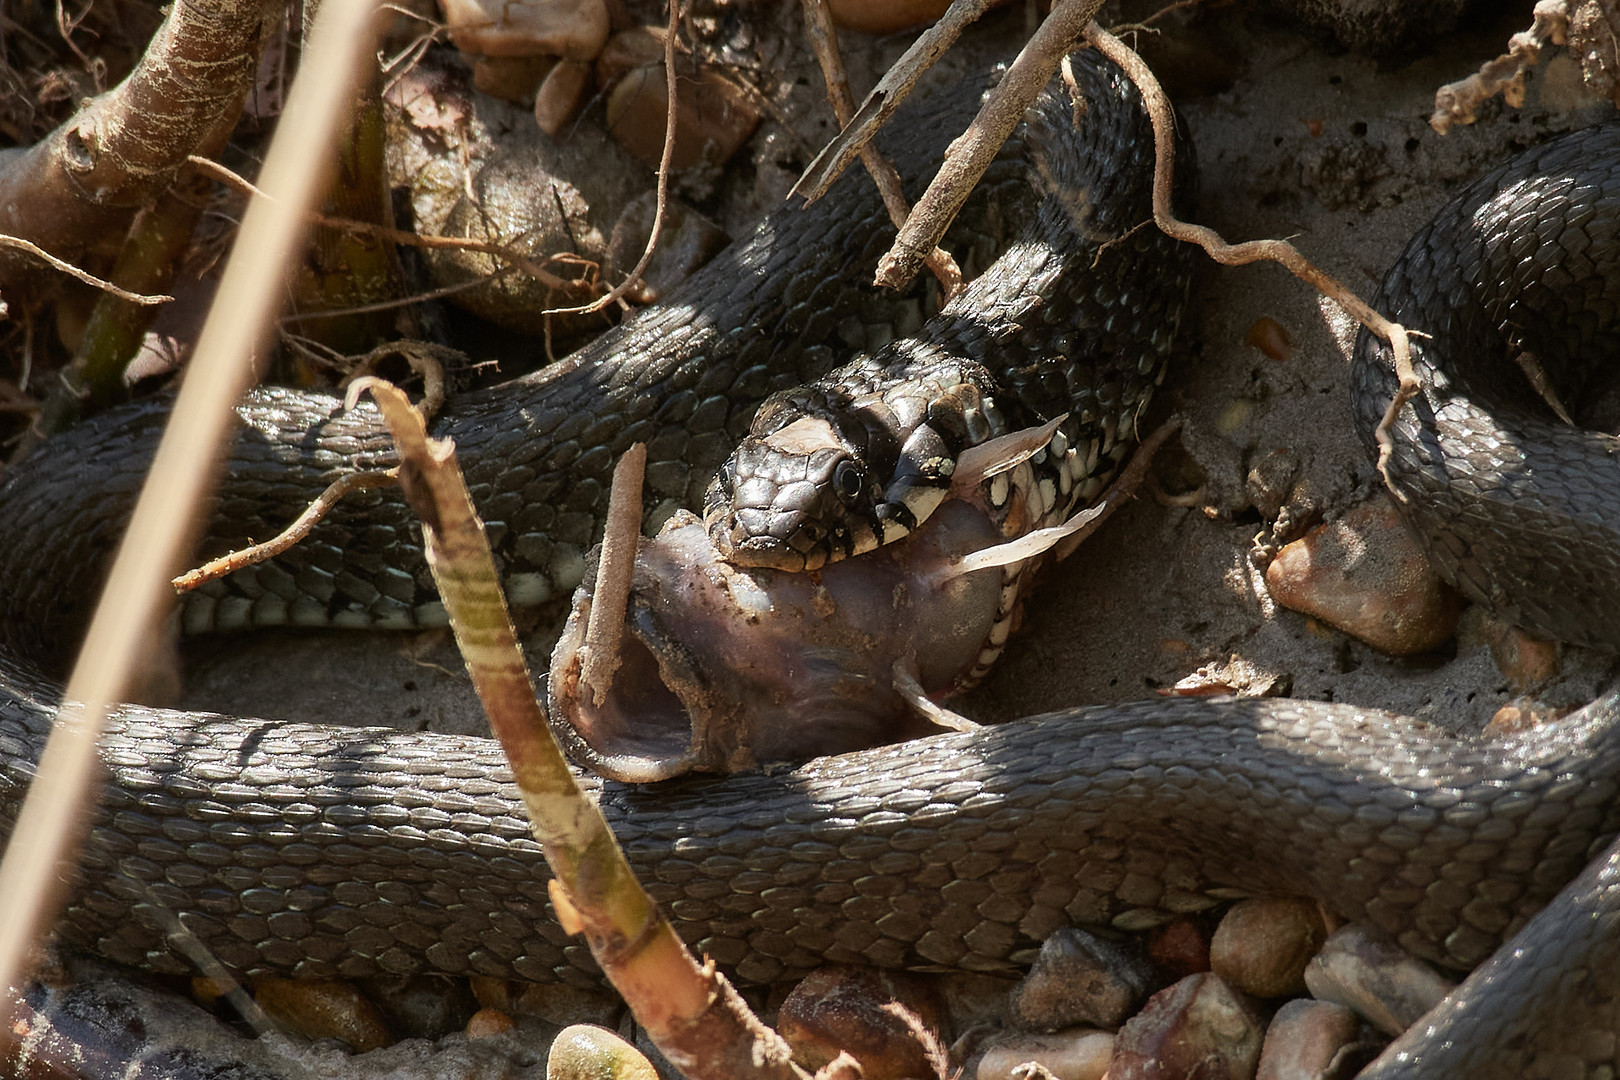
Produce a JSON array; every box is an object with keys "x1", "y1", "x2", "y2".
[{"x1": 0, "y1": 51, "x2": 1619, "y2": 1077}]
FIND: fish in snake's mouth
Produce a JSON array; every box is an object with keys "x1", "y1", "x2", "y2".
[{"x1": 547, "y1": 498, "x2": 1014, "y2": 781}]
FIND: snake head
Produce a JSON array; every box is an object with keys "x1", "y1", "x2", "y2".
[
  {"x1": 704, "y1": 386, "x2": 967, "y2": 571},
  {"x1": 704, "y1": 390, "x2": 892, "y2": 571}
]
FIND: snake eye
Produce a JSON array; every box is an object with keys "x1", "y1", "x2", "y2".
[{"x1": 833, "y1": 460, "x2": 864, "y2": 503}]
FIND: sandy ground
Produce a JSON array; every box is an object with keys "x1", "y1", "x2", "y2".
[{"x1": 181, "y1": 2, "x2": 1618, "y2": 742}]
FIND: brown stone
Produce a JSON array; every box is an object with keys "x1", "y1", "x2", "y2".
[
  {"x1": 1477, "y1": 613, "x2": 1561, "y2": 691},
  {"x1": 778, "y1": 967, "x2": 946, "y2": 1080},
  {"x1": 548, "y1": 1024, "x2": 659, "y2": 1080},
  {"x1": 439, "y1": 0, "x2": 609, "y2": 59},
  {"x1": 534, "y1": 58, "x2": 593, "y2": 135},
  {"x1": 1256, "y1": 999, "x2": 1370, "y2": 1080},
  {"x1": 1210, "y1": 897, "x2": 1328, "y2": 999},
  {"x1": 1302, "y1": 925, "x2": 1455, "y2": 1036},
  {"x1": 253, "y1": 977, "x2": 392, "y2": 1052},
  {"x1": 976, "y1": 1030, "x2": 1114, "y2": 1080},
  {"x1": 472, "y1": 54, "x2": 554, "y2": 101},
  {"x1": 1110, "y1": 972, "x2": 1265, "y2": 1080},
  {"x1": 466, "y1": 1007, "x2": 514, "y2": 1039},
  {"x1": 1149, "y1": 917, "x2": 1211, "y2": 981},
  {"x1": 1009, "y1": 928, "x2": 1154, "y2": 1032},
  {"x1": 602, "y1": 56, "x2": 760, "y2": 171},
  {"x1": 1265, "y1": 498, "x2": 1461, "y2": 655}
]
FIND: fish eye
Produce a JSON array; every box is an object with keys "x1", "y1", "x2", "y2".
[{"x1": 833, "y1": 460, "x2": 864, "y2": 503}]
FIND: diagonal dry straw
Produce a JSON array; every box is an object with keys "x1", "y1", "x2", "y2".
[{"x1": 0, "y1": 0, "x2": 381, "y2": 1006}]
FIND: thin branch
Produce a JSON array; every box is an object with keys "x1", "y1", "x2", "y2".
[
  {"x1": 0, "y1": 0, "x2": 382, "y2": 1011},
  {"x1": 0, "y1": 235, "x2": 173, "y2": 305},
  {"x1": 792, "y1": 0, "x2": 1002, "y2": 203},
  {"x1": 172, "y1": 470, "x2": 399, "y2": 593},
  {"x1": 800, "y1": 0, "x2": 961, "y2": 299},
  {"x1": 1083, "y1": 23, "x2": 1418, "y2": 497},
  {"x1": 874, "y1": 0, "x2": 1106, "y2": 290},
  {"x1": 541, "y1": 0, "x2": 683, "y2": 318}
]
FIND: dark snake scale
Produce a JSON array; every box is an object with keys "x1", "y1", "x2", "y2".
[{"x1": 1, "y1": 49, "x2": 1619, "y2": 1077}]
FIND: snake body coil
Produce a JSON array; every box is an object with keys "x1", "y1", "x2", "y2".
[{"x1": 0, "y1": 52, "x2": 1619, "y2": 1077}]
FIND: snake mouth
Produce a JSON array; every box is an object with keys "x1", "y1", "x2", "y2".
[{"x1": 548, "y1": 504, "x2": 1008, "y2": 781}]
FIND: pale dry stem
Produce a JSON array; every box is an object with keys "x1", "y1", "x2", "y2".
[
  {"x1": 1083, "y1": 23, "x2": 1419, "y2": 500},
  {"x1": 580, "y1": 442, "x2": 647, "y2": 707},
  {"x1": 0, "y1": 0, "x2": 382, "y2": 1012},
  {"x1": 793, "y1": 0, "x2": 1002, "y2": 203},
  {"x1": 362, "y1": 379, "x2": 807, "y2": 1079}
]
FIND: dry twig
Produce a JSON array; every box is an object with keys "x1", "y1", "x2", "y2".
[
  {"x1": 0, "y1": 0, "x2": 285, "y2": 302},
  {"x1": 360, "y1": 380, "x2": 808, "y2": 1079},
  {"x1": 579, "y1": 443, "x2": 647, "y2": 706},
  {"x1": 172, "y1": 471, "x2": 399, "y2": 593},
  {"x1": 875, "y1": 0, "x2": 1105, "y2": 289},
  {"x1": 1083, "y1": 23, "x2": 1419, "y2": 496},
  {"x1": 188, "y1": 154, "x2": 592, "y2": 294},
  {"x1": 0, "y1": 234, "x2": 173, "y2": 305},
  {"x1": 800, "y1": 0, "x2": 961, "y2": 298},
  {"x1": 793, "y1": 0, "x2": 1004, "y2": 203}
]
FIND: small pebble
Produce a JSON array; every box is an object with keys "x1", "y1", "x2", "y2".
[
  {"x1": 1256, "y1": 999, "x2": 1369, "y2": 1080},
  {"x1": 777, "y1": 967, "x2": 946, "y2": 1080},
  {"x1": 1210, "y1": 897, "x2": 1327, "y2": 998},
  {"x1": 1485, "y1": 697, "x2": 1569, "y2": 735},
  {"x1": 976, "y1": 1030, "x2": 1114, "y2": 1080},
  {"x1": 601, "y1": 31, "x2": 760, "y2": 170},
  {"x1": 547, "y1": 1023, "x2": 658, "y2": 1080},
  {"x1": 1302, "y1": 925, "x2": 1455, "y2": 1036},
  {"x1": 467, "y1": 1007, "x2": 515, "y2": 1039},
  {"x1": 1109, "y1": 972, "x2": 1265, "y2": 1080},
  {"x1": 1148, "y1": 917, "x2": 1211, "y2": 981},
  {"x1": 439, "y1": 0, "x2": 609, "y2": 59},
  {"x1": 252, "y1": 977, "x2": 392, "y2": 1052},
  {"x1": 534, "y1": 57, "x2": 593, "y2": 135},
  {"x1": 1245, "y1": 316, "x2": 1296, "y2": 361},
  {"x1": 1478, "y1": 614, "x2": 1560, "y2": 691},
  {"x1": 1265, "y1": 498, "x2": 1461, "y2": 655},
  {"x1": 1008, "y1": 928, "x2": 1154, "y2": 1032},
  {"x1": 1246, "y1": 448, "x2": 1302, "y2": 521}
]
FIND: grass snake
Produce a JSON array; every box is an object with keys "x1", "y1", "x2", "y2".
[{"x1": 0, "y1": 49, "x2": 1618, "y2": 1077}]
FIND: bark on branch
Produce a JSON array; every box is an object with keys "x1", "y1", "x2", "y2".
[{"x1": 0, "y1": 0, "x2": 286, "y2": 302}]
